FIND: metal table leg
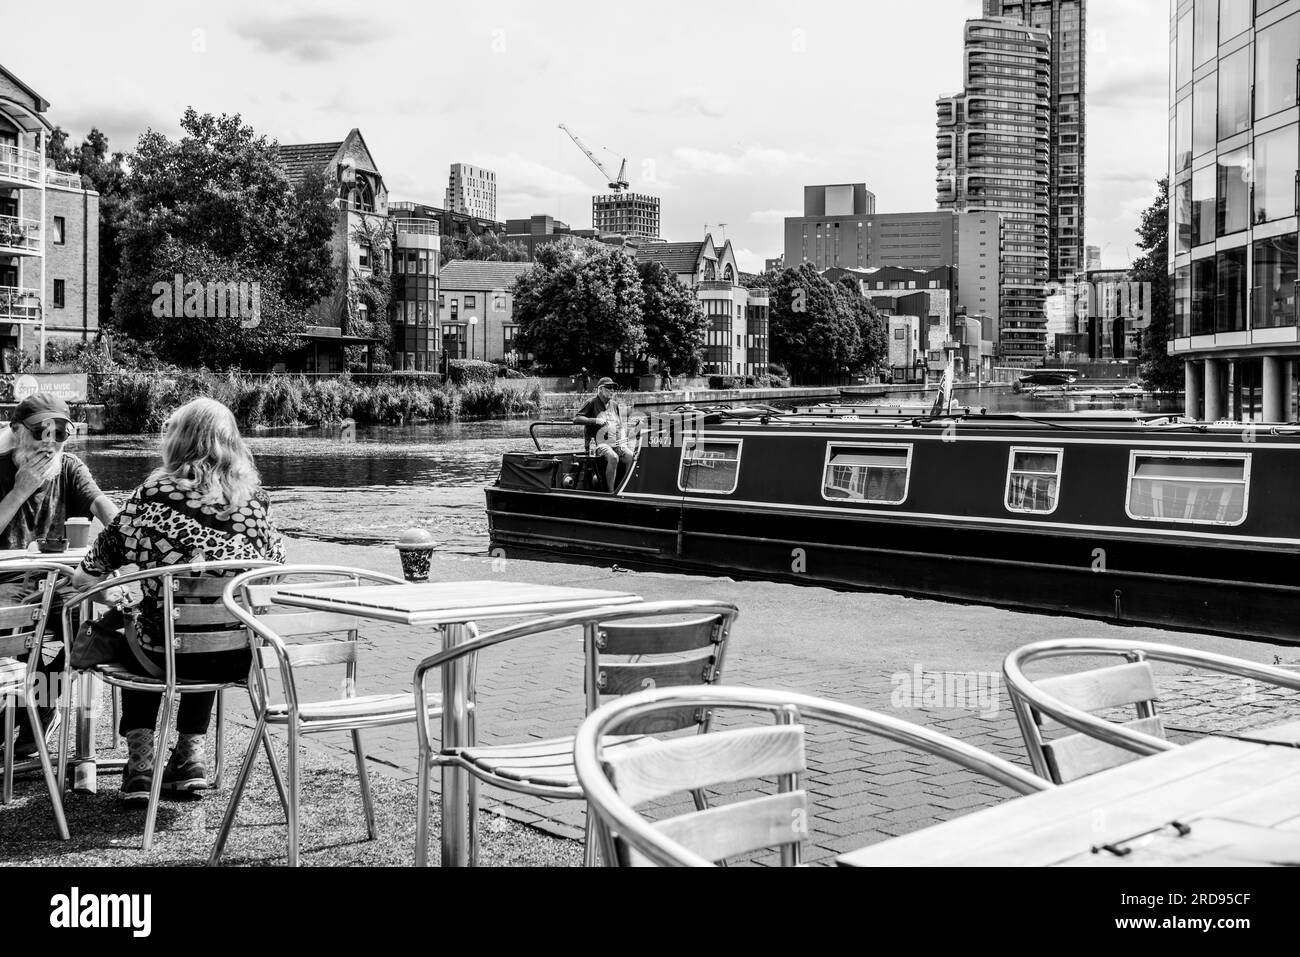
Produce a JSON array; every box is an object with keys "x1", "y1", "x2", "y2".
[
  {"x1": 440, "y1": 621, "x2": 471, "y2": 867},
  {"x1": 73, "y1": 671, "x2": 100, "y2": 793}
]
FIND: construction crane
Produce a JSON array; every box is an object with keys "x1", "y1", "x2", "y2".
[{"x1": 559, "y1": 123, "x2": 629, "y2": 193}]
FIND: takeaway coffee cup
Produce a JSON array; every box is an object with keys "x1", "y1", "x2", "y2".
[
  {"x1": 65, "y1": 517, "x2": 91, "y2": 548},
  {"x1": 395, "y1": 527, "x2": 436, "y2": 582}
]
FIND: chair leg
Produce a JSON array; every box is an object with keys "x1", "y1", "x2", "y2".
[
  {"x1": 110, "y1": 686, "x2": 120, "y2": 752},
  {"x1": 415, "y1": 749, "x2": 431, "y2": 867},
  {"x1": 207, "y1": 714, "x2": 267, "y2": 866},
  {"x1": 582, "y1": 809, "x2": 599, "y2": 867},
  {"x1": 286, "y1": 724, "x2": 301, "y2": 867},
  {"x1": 26, "y1": 693, "x2": 69, "y2": 840},
  {"x1": 261, "y1": 728, "x2": 288, "y2": 816},
  {"x1": 142, "y1": 692, "x2": 174, "y2": 851},
  {"x1": 212, "y1": 690, "x2": 225, "y2": 789},
  {"x1": 468, "y1": 777, "x2": 480, "y2": 868},
  {"x1": 2, "y1": 693, "x2": 14, "y2": 805},
  {"x1": 350, "y1": 729, "x2": 377, "y2": 841},
  {"x1": 57, "y1": 674, "x2": 73, "y2": 795}
]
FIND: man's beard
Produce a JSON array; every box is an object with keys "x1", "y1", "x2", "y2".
[{"x1": 14, "y1": 445, "x2": 63, "y2": 482}]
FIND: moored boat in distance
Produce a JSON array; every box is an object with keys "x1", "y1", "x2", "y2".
[
  {"x1": 1017, "y1": 368, "x2": 1078, "y2": 387},
  {"x1": 487, "y1": 405, "x2": 1300, "y2": 643}
]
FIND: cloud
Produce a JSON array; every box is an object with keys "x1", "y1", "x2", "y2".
[
  {"x1": 732, "y1": 248, "x2": 764, "y2": 274},
  {"x1": 672, "y1": 145, "x2": 822, "y2": 177},
  {"x1": 234, "y1": 14, "x2": 386, "y2": 62},
  {"x1": 631, "y1": 88, "x2": 728, "y2": 119},
  {"x1": 1089, "y1": 56, "x2": 1168, "y2": 108},
  {"x1": 748, "y1": 208, "x2": 799, "y2": 224},
  {"x1": 478, "y1": 152, "x2": 596, "y2": 210}
]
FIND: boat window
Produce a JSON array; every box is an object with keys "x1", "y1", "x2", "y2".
[
  {"x1": 678, "y1": 438, "x2": 741, "y2": 494},
  {"x1": 1127, "y1": 453, "x2": 1249, "y2": 525},
  {"x1": 822, "y1": 445, "x2": 911, "y2": 505},
  {"x1": 1005, "y1": 447, "x2": 1063, "y2": 514}
]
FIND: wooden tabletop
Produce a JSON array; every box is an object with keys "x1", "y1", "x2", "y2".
[
  {"x1": 271, "y1": 580, "x2": 643, "y2": 625},
  {"x1": 838, "y1": 726, "x2": 1300, "y2": 867}
]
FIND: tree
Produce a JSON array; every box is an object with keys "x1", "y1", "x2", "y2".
[
  {"x1": 1134, "y1": 178, "x2": 1181, "y2": 392},
  {"x1": 112, "y1": 108, "x2": 337, "y2": 367},
  {"x1": 512, "y1": 239, "x2": 646, "y2": 375},
  {"x1": 439, "y1": 230, "x2": 530, "y2": 266},
  {"x1": 638, "y1": 260, "x2": 708, "y2": 375},
  {"x1": 836, "y1": 277, "x2": 888, "y2": 374},
  {"x1": 766, "y1": 264, "x2": 864, "y2": 381}
]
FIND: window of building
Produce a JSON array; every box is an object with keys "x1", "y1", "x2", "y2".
[
  {"x1": 1191, "y1": 257, "x2": 1217, "y2": 334},
  {"x1": 1254, "y1": 124, "x2": 1299, "y2": 225},
  {"x1": 1215, "y1": 247, "x2": 1248, "y2": 333},
  {"x1": 1127, "y1": 453, "x2": 1249, "y2": 525},
  {"x1": 1192, "y1": 166, "x2": 1216, "y2": 246},
  {"x1": 1173, "y1": 264, "x2": 1192, "y2": 338},
  {"x1": 1193, "y1": 0, "x2": 1218, "y2": 68},
  {"x1": 1253, "y1": 235, "x2": 1298, "y2": 328},
  {"x1": 822, "y1": 445, "x2": 911, "y2": 505},
  {"x1": 1175, "y1": 179, "x2": 1193, "y2": 253},
  {"x1": 464, "y1": 294, "x2": 477, "y2": 309},
  {"x1": 395, "y1": 253, "x2": 405, "y2": 275},
  {"x1": 1005, "y1": 448, "x2": 1063, "y2": 515},
  {"x1": 52, "y1": 279, "x2": 64, "y2": 309},
  {"x1": 1217, "y1": 46, "x2": 1251, "y2": 141},
  {"x1": 450, "y1": 298, "x2": 459, "y2": 318},
  {"x1": 405, "y1": 302, "x2": 415, "y2": 325},
  {"x1": 52, "y1": 216, "x2": 65, "y2": 245},
  {"x1": 359, "y1": 244, "x2": 371, "y2": 269},
  {"x1": 1216, "y1": 147, "x2": 1251, "y2": 236},
  {"x1": 1176, "y1": 9, "x2": 1193, "y2": 89},
  {"x1": 1219, "y1": 0, "x2": 1250, "y2": 41},
  {"x1": 1175, "y1": 95, "x2": 1192, "y2": 175},
  {"x1": 1256, "y1": 13, "x2": 1300, "y2": 120},
  {"x1": 678, "y1": 437, "x2": 741, "y2": 495},
  {"x1": 1258, "y1": 0, "x2": 1288, "y2": 12},
  {"x1": 1192, "y1": 74, "x2": 1216, "y2": 158}
]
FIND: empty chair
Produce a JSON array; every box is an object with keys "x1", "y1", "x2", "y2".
[
  {"x1": 1003, "y1": 638, "x2": 1300, "y2": 784},
  {"x1": 209, "y1": 564, "x2": 440, "y2": 867},
  {"x1": 0, "y1": 561, "x2": 72, "y2": 839},
  {"x1": 574, "y1": 684, "x2": 1051, "y2": 867},
  {"x1": 413, "y1": 600, "x2": 739, "y2": 866}
]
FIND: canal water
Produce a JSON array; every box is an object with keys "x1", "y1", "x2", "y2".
[{"x1": 73, "y1": 386, "x2": 1182, "y2": 554}]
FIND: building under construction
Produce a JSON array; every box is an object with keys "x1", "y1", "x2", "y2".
[{"x1": 592, "y1": 192, "x2": 660, "y2": 241}]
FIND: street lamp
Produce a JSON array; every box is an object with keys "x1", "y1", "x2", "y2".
[{"x1": 469, "y1": 315, "x2": 478, "y2": 360}]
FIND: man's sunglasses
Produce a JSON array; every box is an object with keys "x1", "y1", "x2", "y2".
[{"x1": 23, "y1": 423, "x2": 71, "y2": 442}]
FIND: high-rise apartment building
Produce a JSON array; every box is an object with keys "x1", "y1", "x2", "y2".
[
  {"x1": 1168, "y1": 0, "x2": 1299, "y2": 421},
  {"x1": 985, "y1": 0, "x2": 1087, "y2": 280},
  {"x1": 938, "y1": 16, "x2": 1052, "y2": 361},
  {"x1": 445, "y1": 163, "x2": 497, "y2": 221},
  {"x1": 592, "y1": 192, "x2": 660, "y2": 240}
]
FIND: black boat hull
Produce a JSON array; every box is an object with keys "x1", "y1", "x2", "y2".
[{"x1": 487, "y1": 486, "x2": 1300, "y2": 644}]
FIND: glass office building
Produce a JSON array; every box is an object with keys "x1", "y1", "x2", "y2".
[{"x1": 1169, "y1": 0, "x2": 1300, "y2": 421}]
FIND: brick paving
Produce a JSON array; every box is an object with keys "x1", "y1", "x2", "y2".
[{"x1": 208, "y1": 538, "x2": 1300, "y2": 864}]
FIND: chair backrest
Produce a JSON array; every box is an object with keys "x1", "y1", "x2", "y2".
[
  {"x1": 0, "y1": 562, "x2": 69, "y2": 688},
  {"x1": 583, "y1": 610, "x2": 735, "y2": 734},
  {"x1": 600, "y1": 723, "x2": 808, "y2": 866},
  {"x1": 222, "y1": 565, "x2": 405, "y2": 711},
  {"x1": 575, "y1": 684, "x2": 1050, "y2": 867},
  {"x1": 1003, "y1": 638, "x2": 1300, "y2": 785}
]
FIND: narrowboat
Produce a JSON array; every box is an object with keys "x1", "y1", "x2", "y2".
[{"x1": 486, "y1": 406, "x2": 1300, "y2": 644}]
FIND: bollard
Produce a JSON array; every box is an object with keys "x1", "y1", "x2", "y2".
[{"x1": 395, "y1": 527, "x2": 436, "y2": 582}]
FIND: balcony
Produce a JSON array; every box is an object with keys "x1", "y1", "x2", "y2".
[
  {"x1": 0, "y1": 214, "x2": 42, "y2": 255},
  {"x1": 395, "y1": 219, "x2": 439, "y2": 236},
  {"x1": 0, "y1": 287, "x2": 41, "y2": 323},
  {"x1": 696, "y1": 280, "x2": 739, "y2": 292},
  {"x1": 45, "y1": 169, "x2": 84, "y2": 189},
  {"x1": 0, "y1": 144, "x2": 42, "y2": 189}
]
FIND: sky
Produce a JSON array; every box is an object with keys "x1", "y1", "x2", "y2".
[{"x1": 1, "y1": 0, "x2": 1169, "y2": 273}]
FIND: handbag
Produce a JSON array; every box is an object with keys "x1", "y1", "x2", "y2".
[{"x1": 69, "y1": 607, "x2": 163, "y2": 679}]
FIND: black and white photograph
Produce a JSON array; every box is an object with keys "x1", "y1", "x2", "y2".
[{"x1": 0, "y1": 0, "x2": 1298, "y2": 919}]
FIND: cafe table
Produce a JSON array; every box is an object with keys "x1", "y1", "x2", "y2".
[
  {"x1": 0, "y1": 546, "x2": 89, "y2": 565},
  {"x1": 838, "y1": 719, "x2": 1300, "y2": 867},
  {"x1": 269, "y1": 579, "x2": 643, "y2": 866}
]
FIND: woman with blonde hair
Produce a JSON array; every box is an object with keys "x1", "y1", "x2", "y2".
[{"x1": 71, "y1": 398, "x2": 285, "y2": 803}]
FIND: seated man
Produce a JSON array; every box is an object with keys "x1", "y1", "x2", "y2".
[
  {"x1": 0, "y1": 394, "x2": 117, "y2": 757},
  {"x1": 573, "y1": 377, "x2": 634, "y2": 492}
]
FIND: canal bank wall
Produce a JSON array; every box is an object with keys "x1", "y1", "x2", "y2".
[{"x1": 542, "y1": 386, "x2": 839, "y2": 417}]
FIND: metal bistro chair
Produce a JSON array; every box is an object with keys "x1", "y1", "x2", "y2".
[
  {"x1": 413, "y1": 599, "x2": 739, "y2": 867},
  {"x1": 574, "y1": 684, "x2": 1052, "y2": 867},
  {"x1": 57, "y1": 559, "x2": 278, "y2": 849},
  {"x1": 0, "y1": 561, "x2": 73, "y2": 839},
  {"x1": 208, "y1": 564, "x2": 441, "y2": 867},
  {"x1": 1003, "y1": 638, "x2": 1300, "y2": 784}
]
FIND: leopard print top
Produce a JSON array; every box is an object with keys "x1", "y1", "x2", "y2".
[{"x1": 81, "y1": 476, "x2": 286, "y2": 647}]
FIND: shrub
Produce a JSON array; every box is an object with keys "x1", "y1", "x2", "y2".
[
  {"x1": 707, "y1": 375, "x2": 738, "y2": 389},
  {"x1": 767, "y1": 363, "x2": 789, "y2": 379},
  {"x1": 447, "y1": 359, "x2": 497, "y2": 387}
]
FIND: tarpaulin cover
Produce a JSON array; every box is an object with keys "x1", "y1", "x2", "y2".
[{"x1": 500, "y1": 456, "x2": 560, "y2": 491}]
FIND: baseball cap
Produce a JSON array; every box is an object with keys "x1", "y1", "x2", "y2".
[
  {"x1": 11, "y1": 393, "x2": 73, "y2": 427},
  {"x1": 595, "y1": 377, "x2": 616, "y2": 389}
]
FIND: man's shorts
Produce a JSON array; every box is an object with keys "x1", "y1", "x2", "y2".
[{"x1": 595, "y1": 442, "x2": 633, "y2": 458}]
